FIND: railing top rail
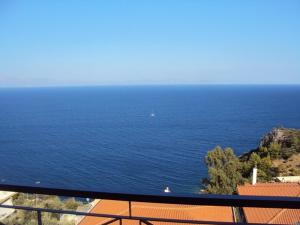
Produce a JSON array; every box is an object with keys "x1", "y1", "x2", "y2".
[
  {"x1": 0, "y1": 204, "x2": 282, "y2": 225},
  {"x1": 0, "y1": 184, "x2": 299, "y2": 209}
]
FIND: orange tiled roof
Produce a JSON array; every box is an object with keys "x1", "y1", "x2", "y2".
[
  {"x1": 78, "y1": 200, "x2": 234, "y2": 225},
  {"x1": 237, "y1": 183, "x2": 300, "y2": 224}
]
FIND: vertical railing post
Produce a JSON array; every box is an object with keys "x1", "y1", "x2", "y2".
[
  {"x1": 129, "y1": 201, "x2": 132, "y2": 218},
  {"x1": 119, "y1": 218, "x2": 122, "y2": 225},
  {"x1": 37, "y1": 210, "x2": 42, "y2": 225}
]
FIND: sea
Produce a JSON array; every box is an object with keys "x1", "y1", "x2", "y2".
[{"x1": 0, "y1": 85, "x2": 299, "y2": 195}]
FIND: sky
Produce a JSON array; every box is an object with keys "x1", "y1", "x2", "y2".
[{"x1": 0, "y1": 0, "x2": 300, "y2": 87}]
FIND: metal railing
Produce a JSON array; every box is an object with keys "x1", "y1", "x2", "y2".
[{"x1": 0, "y1": 183, "x2": 299, "y2": 225}]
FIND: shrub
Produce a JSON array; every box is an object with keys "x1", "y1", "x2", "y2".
[{"x1": 63, "y1": 197, "x2": 81, "y2": 210}]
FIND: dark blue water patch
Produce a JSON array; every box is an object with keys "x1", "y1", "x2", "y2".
[{"x1": 0, "y1": 85, "x2": 299, "y2": 195}]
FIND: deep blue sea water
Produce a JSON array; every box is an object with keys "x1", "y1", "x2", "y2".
[{"x1": 0, "y1": 85, "x2": 300, "y2": 195}]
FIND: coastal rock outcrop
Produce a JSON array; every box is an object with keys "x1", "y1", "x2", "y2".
[{"x1": 259, "y1": 127, "x2": 300, "y2": 151}]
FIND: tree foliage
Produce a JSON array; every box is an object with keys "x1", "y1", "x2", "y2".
[
  {"x1": 268, "y1": 142, "x2": 280, "y2": 159},
  {"x1": 205, "y1": 146, "x2": 245, "y2": 194},
  {"x1": 241, "y1": 152, "x2": 273, "y2": 182},
  {"x1": 204, "y1": 146, "x2": 275, "y2": 194}
]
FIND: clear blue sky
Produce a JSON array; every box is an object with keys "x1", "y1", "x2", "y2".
[{"x1": 0, "y1": 0, "x2": 299, "y2": 87}]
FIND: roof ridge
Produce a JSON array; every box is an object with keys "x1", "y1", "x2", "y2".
[
  {"x1": 265, "y1": 189, "x2": 300, "y2": 224},
  {"x1": 267, "y1": 208, "x2": 286, "y2": 224},
  {"x1": 77, "y1": 199, "x2": 101, "y2": 225},
  {"x1": 251, "y1": 182, "x2": 299, "y2": 185},
  {"x1": 240, "y1": 183, "x2": 300, "y2": 189}
]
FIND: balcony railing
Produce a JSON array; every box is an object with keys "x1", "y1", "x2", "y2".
[{"x1": 0, "y1": 183, "x2": 299, "y2": 225}]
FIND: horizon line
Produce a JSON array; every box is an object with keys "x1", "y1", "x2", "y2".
[{"x1": 1, "y1": 83, "x2": 300, "y2": 89}]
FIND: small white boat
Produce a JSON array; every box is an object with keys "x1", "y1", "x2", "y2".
[
  {"x1": 164, "y1": 187, "x2": 171, "y2": 193},
  {"x1": 150, "y1": 111, "x2": 155, "y2": 117}
]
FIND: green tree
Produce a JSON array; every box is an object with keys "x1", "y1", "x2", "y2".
[
  {"x1": 205, "y1": 146, "x2": 244, "y2": 194},
  {"x1": 248, "y1": 152, "x2": 261, "y2": 166},
  {"x1": 258, "y1": 146, "x2": 268, "y2": 158},
  {"x1": 243, "y1": 152, "x2": 272, "y2": 182},
  {"x1": 268, "y1": 142, "x2": 280, "y2": 159},
  {"x1": 292, "y1": 136, "x2": 300, "y2": 153}
]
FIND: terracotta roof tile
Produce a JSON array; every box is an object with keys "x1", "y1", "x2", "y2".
[
  {"x1": 78, "y1": 200, "x2": 234, "y2": 225},
  {"x1": 237, "y1": 183, "x2": 300, "y2": 224}
]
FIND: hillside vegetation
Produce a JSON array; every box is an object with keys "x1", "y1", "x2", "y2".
[
  {"x1": 204, "y1": 127, "x2": 300, "y2": 194},
  {"x1": 2, "y1": 193, "x2": 87, "y2": 225}
]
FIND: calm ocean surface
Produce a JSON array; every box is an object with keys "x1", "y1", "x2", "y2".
[{"x1": 0, "y1": 85, "x2": 299, "y2": 195}]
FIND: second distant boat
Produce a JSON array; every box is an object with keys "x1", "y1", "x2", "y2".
[{"x1": 150, "y1": 111, "x2": 155, "y2": 117}]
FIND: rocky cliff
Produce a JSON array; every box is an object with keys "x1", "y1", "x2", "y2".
[
  {"x1": 259, "y1": 127, "x2": 300, "y2": 152},
  {"x1": 243, "y1": 127, "x2": 300, "y2": 176}
]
